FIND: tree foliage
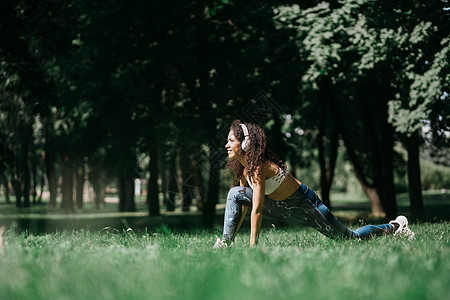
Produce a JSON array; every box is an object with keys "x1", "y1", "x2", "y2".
[{"x1": 0, "y1": 0, "x2": 448, "y2": 221}]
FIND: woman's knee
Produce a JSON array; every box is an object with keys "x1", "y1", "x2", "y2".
[
  {"x1": 227, "y1": 186, "x2": 241, "y2": 199},
  {"x1": 227, "y1": 186, "x2": 251, "y2": 204}
]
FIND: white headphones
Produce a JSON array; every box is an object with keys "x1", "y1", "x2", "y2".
[{"x1": 240, "y1": 124, "x2": 250, "y2": 152}]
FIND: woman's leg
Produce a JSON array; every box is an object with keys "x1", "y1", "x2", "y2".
[
  {"x1": 306, "y1": 187, "x2": 395, "y2": 239},
  {"x1": 268, "y1": 183, "x2": 394, "y2": 239},
  {"x1": 352, "y1": 224, "x2": 394, "y2": 238},
  {"x1": 221, "y1": 186, "x2": 253, "y2": 242},
  {"x1": 220, "y1": 184, "x2": 395, "y2": 244}
]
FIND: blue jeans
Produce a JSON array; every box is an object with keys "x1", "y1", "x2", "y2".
[{"x1": 222, "y1": 183, "x2": 394, "y2": 241}]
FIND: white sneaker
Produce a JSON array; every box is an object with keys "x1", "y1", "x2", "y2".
[
  {"x1": 213, "y1": 238, "x2": 233, "y2": 249},
  {"x1": 389, "y1": 216, "x2": 415, "y2": 240}
]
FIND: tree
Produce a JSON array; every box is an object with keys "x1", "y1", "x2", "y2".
[
  {"x1": 388, "y1": 31, "x2": 449, "y2": 220},
  {"x1": 275, "y1": 1, "x2": 397, "y2": 218},
  {"x1": 275, "y1": 0, "x2": 448, "y2": 219},
  {"x1": 0, "y1": 0, "x2": 59, "y2": 208}
]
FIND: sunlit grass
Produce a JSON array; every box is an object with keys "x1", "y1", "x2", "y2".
[{"x1": 0, "y1": 222, "x2": 448, "y2": 300}]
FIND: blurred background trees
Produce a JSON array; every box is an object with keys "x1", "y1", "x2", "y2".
[{"x1": 0, "y1": 0, "x2": 448, "y2": 223}]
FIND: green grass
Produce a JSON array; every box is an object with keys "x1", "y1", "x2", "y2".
[{"x1": 0, "y1": 222, "x2": 449, "y2": 300}]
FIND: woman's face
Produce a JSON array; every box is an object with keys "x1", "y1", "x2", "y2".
[{"x1": 225, "y1": 130, "x2": 243, "y2": 159}]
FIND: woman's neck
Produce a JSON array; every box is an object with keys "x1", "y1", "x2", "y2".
[{"x1": 239, "y1": 156, "x2": 246, "y2": 167}]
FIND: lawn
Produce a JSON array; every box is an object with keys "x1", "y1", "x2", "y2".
[{"x1": 0, "y1": 222, "x2": 448, "y2": 300}]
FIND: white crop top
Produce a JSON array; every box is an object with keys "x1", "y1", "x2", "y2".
[{"x1": 246, "y1": 167, "x2": 288, "y2": 195}]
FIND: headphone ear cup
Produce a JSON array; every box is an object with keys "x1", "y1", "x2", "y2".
[{"x1": 241, "y1": 137, "x2": 249, "y2": 152}]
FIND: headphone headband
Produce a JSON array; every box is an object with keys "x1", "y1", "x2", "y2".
[
  {"x1": 240, "y1": 124, "x2": 249, "y2": 137},
  {"x1": 240, "y1": 123, "x2": 250, "y2": 152}
]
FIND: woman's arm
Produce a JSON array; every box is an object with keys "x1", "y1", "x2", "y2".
[
  {"x1": 250, "y1": 168, "x2": 266, "y2": 247},
  {"x1": 235, "y1": 206, "x2": 248, "y2": 236}
]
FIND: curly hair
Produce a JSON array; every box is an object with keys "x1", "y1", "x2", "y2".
[{"x1": 225, "y1": 120, "x2": 286, "y2": 184}]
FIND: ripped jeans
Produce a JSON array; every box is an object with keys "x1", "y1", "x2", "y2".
[{"x1": 221, "y1": 183, "x2": 394, "y2": 241}]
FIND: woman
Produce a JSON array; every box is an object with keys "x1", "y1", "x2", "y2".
[{"x1": 214, "y1": 120, "x2": 415, "y2": 248}]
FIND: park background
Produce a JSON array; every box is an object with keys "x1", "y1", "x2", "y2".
[
  {"x1": 0, "y1": 1, "x2": 449, "y2": 300},
  {"x1": 0, "y1": 0, "x2": 449, "y2": 232}
]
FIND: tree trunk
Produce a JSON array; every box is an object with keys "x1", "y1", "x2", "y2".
[
  {"x1": 0, "y1": 174, "x2": 11, "y2": 204},
  {"x1": 159, "y1": 154, "x2": 169, "y2": 211},
  {"x1": 192, "y1": 156, "x2": 204, "y2": 211},
  {"x1": 31, "y1": 154, "x2": 37, "y2": 204},
  {"x1": 179, "y1": 148, "x2": 192, "y2": 212},
  {"x1": 38, "y1": 172, "x2": 45, "y2": 204},
  {"x1": 118, "y1": 174, "x2": 136, "y2": 212},
  {"x1": 21, "y1": 136, "x2": 31, "y2": 208},
  {"x1": 330, "y1": 103, "x2": 385, "y2": 215},
  {"x1": 75, "y1": 162, "x2": 85, "y2": 209},
  {"x1": 166, "y1": 153, "x2": 177, "y2": 212},
  {"x1": 202, "y1": 146, "x2": 221, "y2": 227},
  {"x1": 318, "y1": 83, "x2": 339, "y2": 208},
  {"x1": 318, "y1": 130, "x2": 338, "y2": 209},
  {"x1": 405, "y1": 132, "x2": 425, "y2": 221},
  {"x1": 45, "y1": 152, "x2": 57, "y2": 209},
  {"x1": 60, "y1": 156, "x2": 74, "y2": 213},
  {"x1": 91, "y1": 170, "x2": 105, "y2": 209},
  {"x1": 364, "y1": 186, "x2": 384, "y2": 216},
  {"x1": 379, "y1": 124, "x2": 397, "y2": 220},
  {"x1": 356, "y1": 80, "x2": 397, "y2": 220},
  {"x1": 148, "y1": 145, "x2": 160, "y2": 216},
  {"x1": 44, "y1": 117, "x2": 58, "y2": 209},
  {"x1": 323, "y1": 77, "x2": 385, "y2": 216},
  {"x1": 118, "y1": 153, "x2": 136, "y2": 212},
  {"x1": 89, "y1": 159, "x2": 105, "y2": 209},
  {"x1": 12, "y1": 157, "x2": 22, "y2": 207}
]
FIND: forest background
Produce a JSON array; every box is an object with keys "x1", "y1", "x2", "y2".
[{"x1": 0, "y1": 0, "x2": 449, "y2": 231}]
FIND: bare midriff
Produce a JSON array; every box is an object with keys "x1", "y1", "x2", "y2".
[{"x1": 268, "y1": 173, "x2": 302, "y2": 201}]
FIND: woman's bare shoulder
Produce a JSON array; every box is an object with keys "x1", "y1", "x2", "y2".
[{"x1": 262, "y1": 160, "x2": 279, "y2": 178}]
